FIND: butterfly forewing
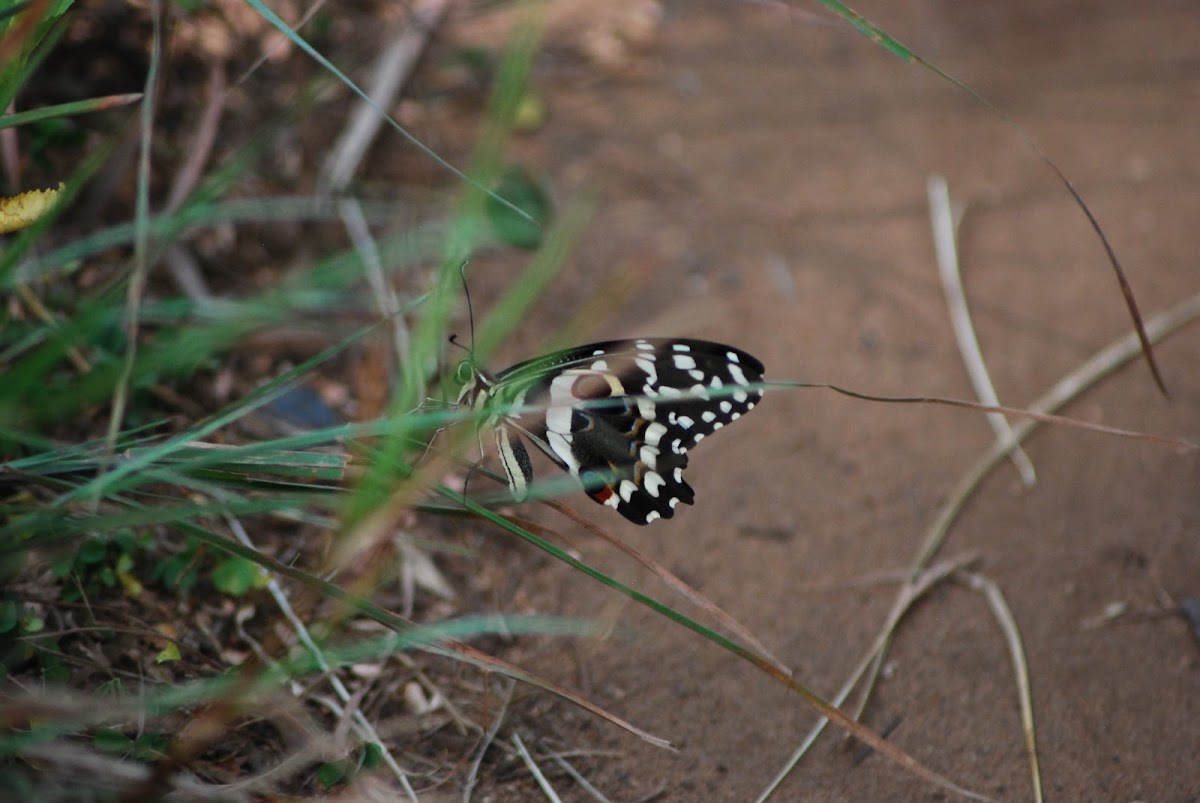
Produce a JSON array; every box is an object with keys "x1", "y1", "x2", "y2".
[{"x1": 465, "y1": 338, "x2": 764, "y2": 524}]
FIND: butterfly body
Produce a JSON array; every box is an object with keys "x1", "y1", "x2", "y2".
[{"x1": 458, "y1": 338, "x2": 764, "y2": 524}]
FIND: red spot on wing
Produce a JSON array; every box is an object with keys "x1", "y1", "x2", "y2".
[{"x1": 589, "y1": 485, "x2": 614, "y2": 504}]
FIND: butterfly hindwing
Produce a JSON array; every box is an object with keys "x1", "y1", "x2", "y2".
[{"x1": 466, "y1": 339, "x2": 764, "y2": 525}]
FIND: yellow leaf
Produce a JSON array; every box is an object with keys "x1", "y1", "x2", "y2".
[
  {"x1": 155, "y1": 642, "x2": 181, "y2": 663},
  {"x1": 0, "y1": 183, "x2": 65, "y2": 234}
]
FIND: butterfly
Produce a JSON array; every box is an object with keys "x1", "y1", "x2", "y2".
[{"x1": 456, "y1": 338, "x2": 764, "y2": 524}]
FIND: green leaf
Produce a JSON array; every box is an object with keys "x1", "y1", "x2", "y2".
[
  {"x1": 130, "y1": 732, "x2": 169, "y2": 761},
  {"x1": 316, "y1": 760, "x2": 347, "y2": 789},
  {"x1": 211, "y1": 556, "x2": 263, "y2": 596},
  {"x1": 95, "y1": 678, "x2": 126, "y2": 698},
  {"x1": 155, "y1": 642, "x2": 181, "y2": 663},
  {"x1": 93, "y1": 728, "x2": 130, "y2": 753},
  {"x1": 486, "y1": 165, "x2": 551, "y2": 249},
  {"x1": 0, "y1": 601, "x2": 18, "y2": 634},
  {"x1": 78, "y1": 537, "x2": 106, "y2": 564},
  {"x1": 360, "y1": 741, "x2": 383, "y2": 769}
]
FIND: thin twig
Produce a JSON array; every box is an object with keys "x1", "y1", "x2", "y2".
[
  {"x1": 2, "y1": 100, "x2": 18, "y2": 188},
  {"x1": 320, "y1": 0, "x2": 451, "y2": 194},
  {"x1": 340, "y1": 196, "x2": 411, "y2": 369},
  {"x1": 104, "y1": 0, "x2": 161, "y2": 463},
  {"x1": 14, "y1": 282, "x2": 91, "y2": 372},
  {"x1": 513, "y1": 731, "x2": 563, "y2": 803},
  {"x1": 224, "y1": 512, "x2": 419, "y2": 802},
  {"x1": 550, "y1": 752, "x2": 614, "y2": 803},
  {"x1": 165, "y1": 244, "x2": 217, "y2": 306},
  {"x1": 927, "y1": 173, "x2": 1036, "y2": 487},
  {"x1": 959, "y1": 571, "x2": 1043, "y2": 803},
  {"x1": 164, "y1": 60, "x2": 225, "y2": 215},
  {"x1": 463, "y1": 677, "x2": 516, "y2": 803},
  {"x1": 235, "y1": 0, "x2": 331, "y2": 85}
]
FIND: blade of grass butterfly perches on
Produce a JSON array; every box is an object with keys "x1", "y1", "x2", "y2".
[
  {"x1": 802, "y1": 0, "x2": 1168, "y2": 395},
  {"x1": 457, "y1": 338, "x2": 765, "y2": 525}
]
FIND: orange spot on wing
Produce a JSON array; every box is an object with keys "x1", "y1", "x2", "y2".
[{"x1": 590, "y1": 485, "x2": 614, "y2": 504}]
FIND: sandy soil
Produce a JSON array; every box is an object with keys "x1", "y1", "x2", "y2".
[{"x1": 452, "y1": 1, "x2": 1200, "y2": 799}]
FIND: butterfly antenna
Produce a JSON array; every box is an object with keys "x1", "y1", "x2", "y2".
[{"x1": 458, "y1": 260, "x2": 476, "y2": 351}]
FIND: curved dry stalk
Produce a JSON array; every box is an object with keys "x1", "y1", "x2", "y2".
[
  {"x1": 927, "y1": 173, "x2": 1037, "y2": 487},
  {"x1": 755, "y1": 552, "x2": 978, "y2": 802},
  {"x1": 959, "y1": 571, "x2": 1042, "y2": 803},
  {"x1": 911, "y1": 288, "x2": 1200, "y2": 571}
]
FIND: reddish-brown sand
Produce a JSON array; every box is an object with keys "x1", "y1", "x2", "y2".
[{"x1": 453, "y1": 1, "x2": 1200, "y2": 799}]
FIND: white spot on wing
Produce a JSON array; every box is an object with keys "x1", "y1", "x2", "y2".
[
  {"x1": 637, "y1": 396, "x2": 656, "y2": 419},
  {"x1": 673, "y1": 354, "x2": 697, "y2": 370},
  {"x1": 644, "y1": 471, "x2": 666, "y2": 498},
  {"x1": 547, "y1": 374, "x2": 579, "y2": 433},
  {"x1": 636, "y1": 356, "x2": 658, "y2": 386},
  {"x1": 672, "y1": 343, "x2": 691, "y2": 352},
  {"x1": 720, "y1": 401, "x2": 732, "y2": 413},
  {"x1": 547, "y1": 431, "x2": 580, "y2": 474},
  {"x1": 645, "y1": 422, "x2": 668, "y2": 447},
  {"x1": 645, "y1": 510, "x2": 660, "y2": 523},
  {"x1": 728, "y1": 363, "x2": 750, "y2": 386},
  {"x1": 640, "y1": 444, "x2": 659, "y2": 469},
  {"x1": 727, "y1": 351, "x2": 741, "y2": 364},
  {"x1": 688, "y1": 369, "x2": 705, "y2": 382},
  {"x1": 619, "y1": 479, "x2": 637, "y2": 503},
  {"x1": 676, "y1": 415, "x2": 694, "y2": 430},
  {"x1": 733, "y1": 390, "x2": 749, "y2": 404},
  {"x1": 701, "y1": 410, "x2": 717, "y2": 423},
  {"x1": 546, "y1": 406, "x2": 572, "y2": 434}
]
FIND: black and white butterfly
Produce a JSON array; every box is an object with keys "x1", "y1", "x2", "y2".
[{"x1": 456, "y1": 338, "x2": 764, "y2": 524}]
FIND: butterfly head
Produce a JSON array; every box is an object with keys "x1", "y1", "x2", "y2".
[{"x1": 453, "y1": 354, "x2": 496, "y2": 412}]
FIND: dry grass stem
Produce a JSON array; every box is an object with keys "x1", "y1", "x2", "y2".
[
  {"x1": 320, "y1": 0, "x2": 452, "y2": 194},
  {"x1": 927, "y1": 173, "x2": 1037, "y2": 487},
  {"x1": 959, "y1": 571, "x2": 1043, "y2": 803}
]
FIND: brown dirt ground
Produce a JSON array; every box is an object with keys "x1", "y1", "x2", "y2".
[
  {"x1": 444, "y1": 1, "x2": 1200, "y2": 800},
  {"x1": 16, "y1": 1, "x2": 1199, "y2": 800}
]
